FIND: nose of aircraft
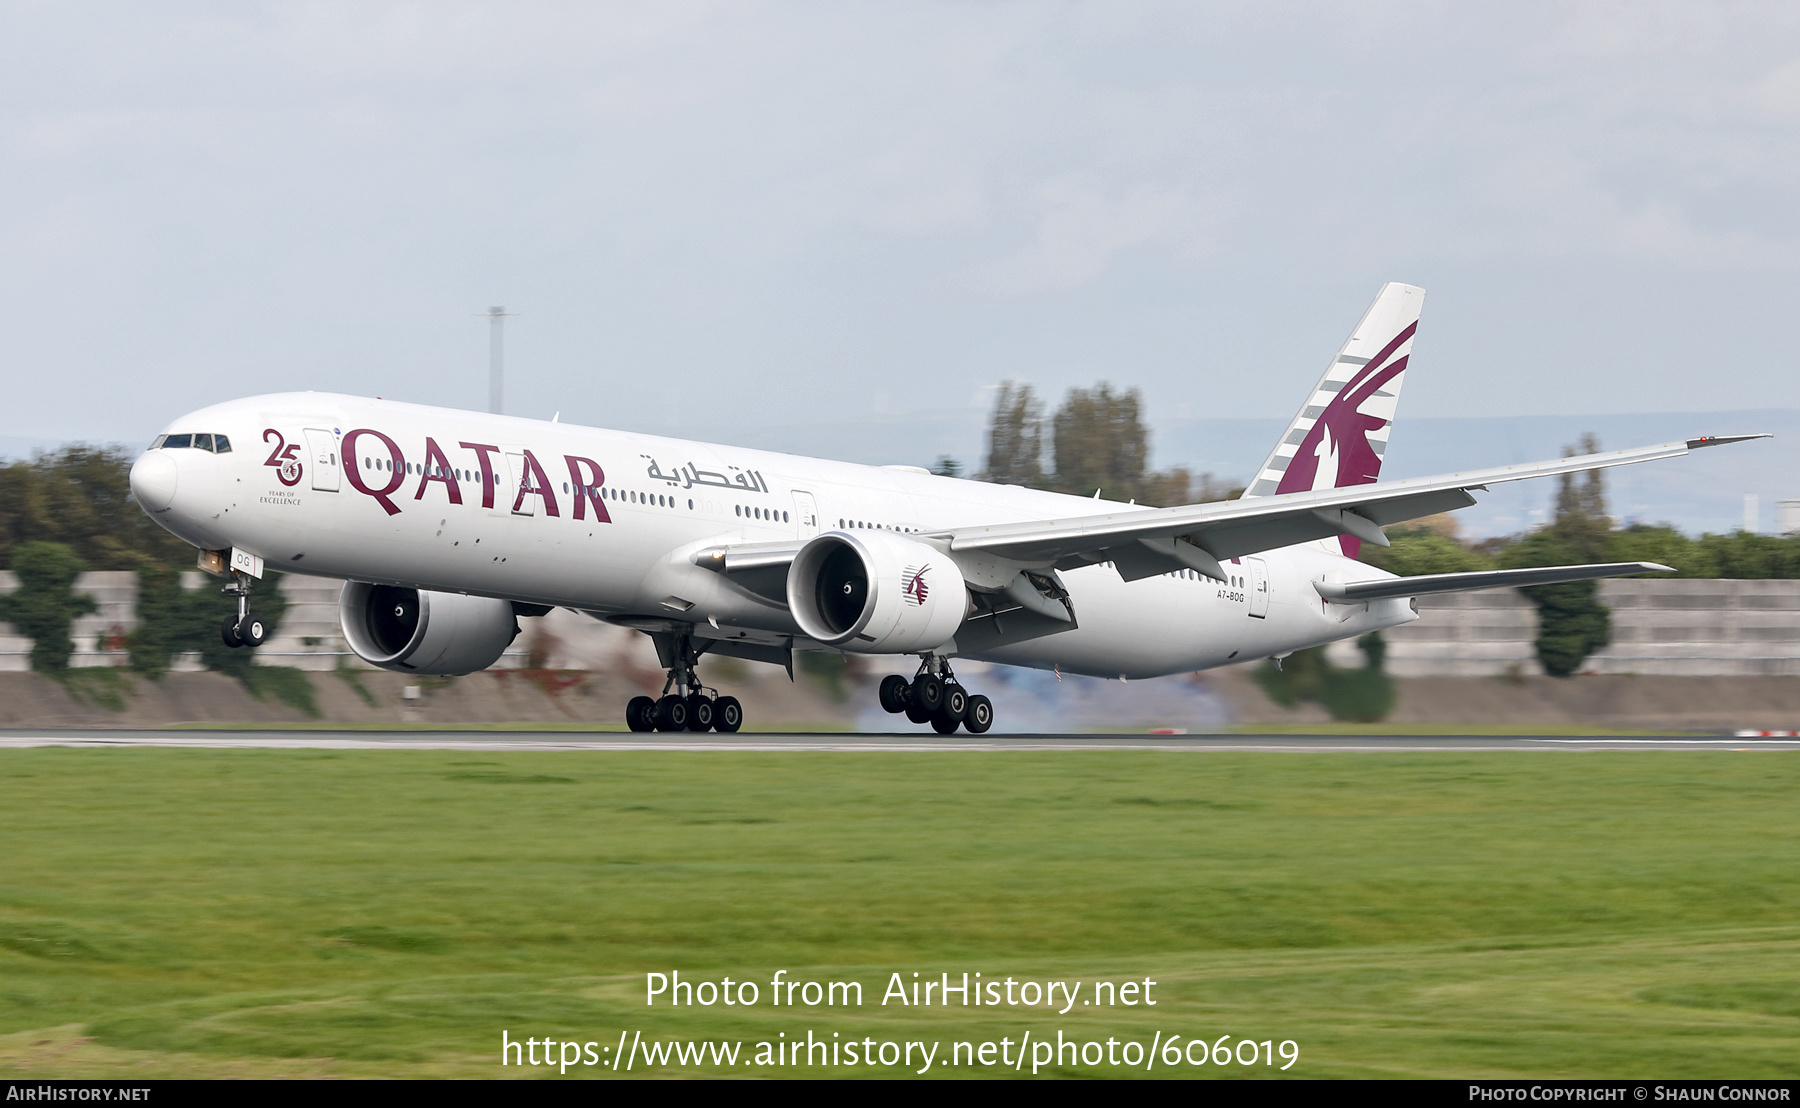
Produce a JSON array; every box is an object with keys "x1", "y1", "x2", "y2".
[{"x1": 130, "y1": 450, "x2": 179, "y2": 513}]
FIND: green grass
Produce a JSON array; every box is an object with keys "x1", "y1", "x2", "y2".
[{"x1": 0, "y1": 750, "x2": 1794, "y2": 1078}]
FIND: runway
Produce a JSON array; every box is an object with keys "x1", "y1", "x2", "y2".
[{"x1": 2, "y1": 729, "x2": 1798, "y2": 752}]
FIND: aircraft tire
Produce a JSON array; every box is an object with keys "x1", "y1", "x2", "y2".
[
  {"x1": 904, "y1": 701, "x2": 933, "y2": 725},
  {"x1": 941, "y1": 683, "x2": 968, "y2": 722},
  {"x1": 220, "y1": 616, "x2": 244, "y2": 649},
  {"x1": 625, "y1": 696, "x2": 656, "y2": 732},
  {"x1": 963, "y1": 695, "x2": 994, "y2": 734},
  {"x1": 240, "y1": 616, "x2": 267, "y2": 648},
  {"x1": 912, "y1": 673, "x2": 944, "y2": 713},
  {"x1": 714, "y1": 696, "x2": 743, "y2": 733},
  {"x1": 878, "y1": 674, "x2": 909, "y2": 714},
  {"x1": 655, "y1": 694, "x2": 690, "y2": 732},
  {"x1": 929, "y1": 709, "x2": 961, "y2": 735},
  {"x1": 687, "y1": 694, "x2": 715, "y2": 732}
]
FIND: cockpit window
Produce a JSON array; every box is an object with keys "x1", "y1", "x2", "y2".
[{"x1": 155, "y1": 432, "x2": 230, "y2": 451}]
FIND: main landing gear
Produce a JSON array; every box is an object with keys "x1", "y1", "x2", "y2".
[
  {"x1": 218, "y1": 571, "x2": 266, "y2": 649},
  {"x1": 625, "y1": 632, "x2": 742, "y2": 734},
  {"x1": 878, "y1": 656, "x2": 993, "y2": 735}
]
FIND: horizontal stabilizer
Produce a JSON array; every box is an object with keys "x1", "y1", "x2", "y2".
[
  {"x1": 1687, "y1": 433, "x2": 1772, "y2": 449},
  {"x1": 1315, "y1": 562, "x2": 1674, "y2": 602}
]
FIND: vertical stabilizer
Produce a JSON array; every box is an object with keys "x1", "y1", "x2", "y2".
[{"x1": 1243, "y1": 282, "x2": 1424, "y2": 502}]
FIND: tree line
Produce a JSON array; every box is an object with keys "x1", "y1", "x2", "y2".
[{"x1": 980, "y1": 381, "x2": 1235, "y2": 506}]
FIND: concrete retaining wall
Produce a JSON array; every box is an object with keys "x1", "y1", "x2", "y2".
[
  {"x1": 6, "y1": 573, "x2": 1800, "y2": 678},
  {"x1": 1380, "y1": 579, "x2": 1800, "y2": 677}
]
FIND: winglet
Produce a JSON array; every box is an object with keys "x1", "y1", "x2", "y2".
[{"x1": 1687, "y1": 433, "x2": 1773, "y2": 449}]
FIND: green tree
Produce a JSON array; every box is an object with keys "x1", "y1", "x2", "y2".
[
  {"x1": 1553, "y1": 432, "x2": 1612, "y2": 562},
  {"x1": 0, "y1": 446, "x2": 195, "y2": 570},
  {"x1": 1361, "y1": 526, "x2": 1491, "y2": 577},
  {"x1": 1696, "y1": 531, "x2": 1800, "y2": 578},
  {"x1": 978, "y1": 380, "x2": 1215, "y2": 505},
  {"x1": 1253, "y1": 639, "x2": 1396, "y2": 723},
  {"x1": 129, "y1": 568, "x2": 288, "y2": 679},
  {"x1": 1607, "y1": 525, "x2": 1718, "y2": 578},
  {"x1": 1051, "y1": 383, "x2": 1149, "y2": 499},
  {"x1": 981, "y1": 381, "x2": 1045, "y2": 487},
  {"x1": 1501, "y1": 530, "x2": 1611, "y2": 677},
  {"x1": 1484, "y1": 434, "x2": 1631, "y2": 677},
  {"x1": 0, "y1": 541, "x2": 97, "y2": 672}
]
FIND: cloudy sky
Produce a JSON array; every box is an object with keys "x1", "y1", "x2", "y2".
[{"x1": 5, "y1": 1, "x2": 1800, "y2": 452}]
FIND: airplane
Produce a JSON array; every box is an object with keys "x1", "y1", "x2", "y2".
[{"x1": 127, "y1": 282, "x2": 1765, "y2": 734}]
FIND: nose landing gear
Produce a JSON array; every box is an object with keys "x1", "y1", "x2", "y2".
[
  {"x1": 625, "y1": 632, "x2": 742, "y2": 734},
  {"x1": 219, "y1": 570, "x2": 266, "y2": 649},
  {"x1": 878, "y1": 657, "x2": 993, "y2": 734}
]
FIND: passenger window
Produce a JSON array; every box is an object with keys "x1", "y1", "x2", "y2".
[
  {"x1": 163, "y1": 434, "x2": 192, "y2": 449},
  {"x1": 212, "y1": 435, "x2": 231, "y2": 453}
]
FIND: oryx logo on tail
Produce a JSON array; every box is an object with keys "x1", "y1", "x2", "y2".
[{"x1": 1242, "y1": 281, "x2": 1425, "y2": 557}]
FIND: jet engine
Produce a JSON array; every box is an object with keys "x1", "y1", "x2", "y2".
[
  {"x1": 787, "y1": 531, "x2": 967, "y2": 653},
  {"x1": 339, "y1": 582, "x2": 519, "y2": 675}
]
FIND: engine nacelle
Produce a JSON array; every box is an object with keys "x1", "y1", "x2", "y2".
[
  {"x1": 339, "y1": 582, "x2": 519, "y2": 675},
  {"x1": 787, "y1": 531, "x2": 967, "y2": 653}
]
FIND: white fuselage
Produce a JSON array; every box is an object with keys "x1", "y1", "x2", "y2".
[{"x1": 135, "y1": 393, "x2": 1416, "y2": 679}]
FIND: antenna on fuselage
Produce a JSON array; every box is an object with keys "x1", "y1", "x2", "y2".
[{"x1": 481, "y1": 305, "x2": 517, "y2": 414}]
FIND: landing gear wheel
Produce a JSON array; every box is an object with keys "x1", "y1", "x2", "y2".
[
  {"x1": 941, "y1": 683, "x2": 968, "y2": 722},
  {"x1": 221, "y1": 616, "x2": 244, "y2": 649},
  {"x1": 930, "y1": 709, "x2": 961, "y2": 735},
  {"x1": 654, "y1": 694, "x2": 690, "y2": 732},
  {"x1": 905, "y1": 701, "x2": 933, "y2": 725},
  {"x1": 713, "y1": 696, "x2": 743, "y2": 733},
  {"x1": 625, "y1": 696, "x2": 656, "y2": 732},
  {"x1": 878, "y1": 674, "x2": 910, "y2": 714},
  {"x1": 687, "y1": 694, "x2": 715, "y2": 732},
  {"x1": 239, "y1": 615, "x2": 266, "y2": 648},
  {"x1": 963, "y1": 694, "x2": 994, "y2": 734},
  {"x1": 912, "y1": 673, "x2": 944, "y2": 713}
]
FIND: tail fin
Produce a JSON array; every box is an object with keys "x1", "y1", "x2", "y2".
[{"x1": 1243, "y1": 281, "x2": 1424, "y2": 500}]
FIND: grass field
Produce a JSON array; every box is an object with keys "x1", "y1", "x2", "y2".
[{"x1": 0, "y1": 748, "x2": 1795, "y2": 1079}]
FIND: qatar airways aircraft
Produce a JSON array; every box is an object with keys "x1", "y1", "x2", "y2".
[{"x1": 128, "y1": 283, "x2": 1762, "y2": 734}]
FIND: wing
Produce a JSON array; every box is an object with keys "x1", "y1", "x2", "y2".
[{"x1": 935, "y1": 434, "x2": 1768, "y2": 582}]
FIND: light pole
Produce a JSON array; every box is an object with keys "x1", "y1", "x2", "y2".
[{"x1": 485, "y1": 306, "x2": 516, "y2": 414}]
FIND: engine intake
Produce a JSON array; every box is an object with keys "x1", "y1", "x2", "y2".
[
  {"x1": 787, "y1": 531, "x2": 966, "y2": 653},
  {"x1": 339, "y1": 582, "x2": 519, "y2": 675}
]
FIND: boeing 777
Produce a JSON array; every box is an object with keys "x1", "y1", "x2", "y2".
[{"x1": 127, "y1": 283, "x2": 1765, "y2": 733}]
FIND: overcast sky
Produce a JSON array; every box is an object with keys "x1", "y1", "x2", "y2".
[{"x1": 5, "y1": 2, "x2": 1800, "y2": 451}]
